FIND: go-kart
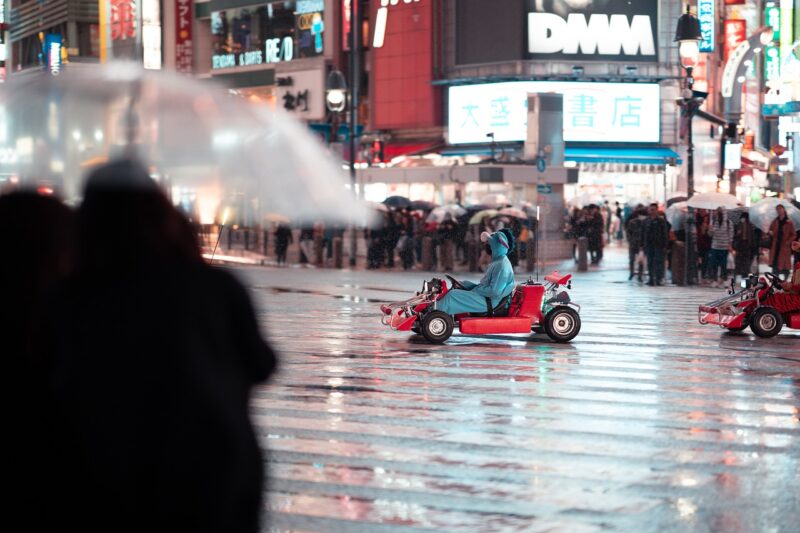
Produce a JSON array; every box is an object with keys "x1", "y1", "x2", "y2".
[
  {"x1": 381, "y1": 271, "x2": 581, "y2": 343},
  {"x1": 698, "y1": 271, "x2": 800, "y2": 337}
]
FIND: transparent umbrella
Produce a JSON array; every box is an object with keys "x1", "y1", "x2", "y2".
[
  {"x1": 0, "y1": 62, "x2": 368, "y2": 225},
  {"x1": 748, "y1": 198, "x2": 800, "y2": 232}
]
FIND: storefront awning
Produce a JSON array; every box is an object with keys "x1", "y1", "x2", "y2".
[{"x1": 565, "y1": 147, "x2": 682, "y2": 166}]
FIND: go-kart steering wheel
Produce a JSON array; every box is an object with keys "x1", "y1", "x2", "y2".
[
  {"x1": 764, "y1": 271, "x2": 782, "y2": 286},
  {"x1": 445, "y1": 274, "x2": 465, "y2": 290}
]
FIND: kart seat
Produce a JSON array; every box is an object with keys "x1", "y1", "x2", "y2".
[{"x1": 469, "y1": 294, "x2": 512, "y2": 318}]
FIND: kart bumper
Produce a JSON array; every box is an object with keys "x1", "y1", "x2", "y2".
[
  {"x1": 698, "y1": 310, "x2": 747, "y2": 329},
  {"x1": 381, "y1": 308, "x2": 418, "y2": 331}
]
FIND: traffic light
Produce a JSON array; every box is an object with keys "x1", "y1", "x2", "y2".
[{"x1": 371, "y1": 139, "x2": 385, "y2": 165}]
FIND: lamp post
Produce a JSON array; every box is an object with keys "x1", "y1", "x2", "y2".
[
  {"x1": 675, "y1": 5, "x2": 702, "y2": 286},
  {"x1": 326, "y1": 69, "x2": 347, "y2": 142},
  {"x1": 347, "y1": 0, "x2": 360, "y2": 267}
]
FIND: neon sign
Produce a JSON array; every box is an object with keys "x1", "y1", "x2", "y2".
[{"x1": 374, "y1": 0, "x2": 421, "y2": 49}]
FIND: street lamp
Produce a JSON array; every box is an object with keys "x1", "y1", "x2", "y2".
[
  {"x1": 674, "y1": 5, "x2": 702, "y2": 286},
  {"x1": 326, "y1": 70, "x2": 347, "y2": 114}
]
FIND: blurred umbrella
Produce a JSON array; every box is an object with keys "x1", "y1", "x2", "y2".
[
  {"x1": 408, "y1": 200, "x2": 437, "y2": 211},
  {"x1": 665, "y1": 201, "x2": 687, "y2": 231},
  {"x1": 686, "y1": 192, "x2": 739, "y2": 210},
  {"x1": 264, "y1": 213, "x2": 290, "y2": 224},
  {"x1": 0, "y1": 62, "x2": 368, "y2": 224},
  {"x1": 747, "y1": 198, "x2": 800, "y2": 232},
  {"x1": 469, "y1": 209, "x2": 499, "y2": 225},
  {"x1": 479, "y1": 193, "x2": 509, "y2": 207},
  {"x1": 567, "y1": 193, "x2": 603, "y2": 208},
  {"x1": 368, "y1": 201, "x2": 390, "y2": 213},
  {"x1": 666, "y1": 196, "x2": 688, "y2": 207},
  {"x1": 383, "y1": 195, "x2": 411, "y2": 209},
  {"x1": 427, "y1": 204, "x2": 466, "y2": 223},
  {"x1": 499, "y1": 207, "x2": 528, "y2": 219}
]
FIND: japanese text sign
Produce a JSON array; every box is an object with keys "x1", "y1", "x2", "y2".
[
  {"x1": 724, "y1": 19, "x2": 746, "y2": 62},
  {"x1": 176, "y1": 0, "x2": 193, "y2": 73},
  {"x1": 448, "y1": 81, "x2": 660, "y2": 144},
  {"x1": 697, "y1": 0, "x2": 715, "y2": 53}
]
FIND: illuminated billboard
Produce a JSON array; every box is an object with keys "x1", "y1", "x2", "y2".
[{"x1": 448, "y1": 81, "x2": 661, "y2": 144}]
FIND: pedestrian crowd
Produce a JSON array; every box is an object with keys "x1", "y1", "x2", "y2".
[
  {"x1": 2, "y1": 159, "x2": 275, "y2": 533},
  {"x1": 560, "y1": 196, "x2": 800, "y2": 288}
]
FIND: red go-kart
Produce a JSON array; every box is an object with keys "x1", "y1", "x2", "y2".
[
  {"x1": 381, "y1": 271, "x2": 581, "y2": 343},
  {"x1": 699, "y1": 271, "x2": 800, "y2": 337}
]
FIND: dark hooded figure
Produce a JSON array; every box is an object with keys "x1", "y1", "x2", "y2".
[
  {"x1": 0, "y1": 192, "x2": 75, "y2": 532},
  {"x1": 44, "y1": 159, "x2": 276, "y2": 533}
]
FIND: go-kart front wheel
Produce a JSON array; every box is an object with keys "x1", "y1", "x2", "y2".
[
  {"x1": 544, "y1": 307, "x2": 581, "y2": 343},
  {"x1": 750, "y1": 307, "x2": 783, "y2": 338},
  {"x1": 421, "y1": 311, "x2": 454, "y2": 344}
]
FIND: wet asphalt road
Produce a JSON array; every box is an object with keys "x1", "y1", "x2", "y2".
[{"x1": 234, "y1": 247, "x2": 799, "y2": 533}]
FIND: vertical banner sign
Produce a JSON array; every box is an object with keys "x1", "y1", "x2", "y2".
[
  {"x1": 142, "y1": 0, "x2": 161, "y2": 69},
  {"x1": 697, "y1": 0, "x2": 715, "y2": 53},
  {"x1": 724, "y1": 19, "x2": 746, "y2": 62},
  {"x1": 175, "y1": 0, "x2": 193, "y2": 73},
  {"x1": 100, "y1": 0, "x2": 141, "y2": 62},
  {"x1": 342, "y1": 0, "x2": 351, "y2": 51},
  {"x1": 764, "y1": 3, "x2": 780, "y2": 82},
  {"x1": 44, "y1": 34, "x2": 63, "y2": 75},
  {"x1": 779, "y1": 3, "x2": 793, "y2": 66}
]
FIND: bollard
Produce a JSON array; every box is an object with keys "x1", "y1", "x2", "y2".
[
  {"x1": 333, "y1": 237, "x2": 344, "y2": 269},
  {"x1": 441, "y1": 241, "x2": 454, "y2": 271},
  {"x1": 314, "y1": 234, "x2": 324, "y2": 266},
  {"x1": 671, "y1": 241, "x2": 686, "y2": 286},
  {"x1": 525, "y1": 236, "x2": 536, "y2": 273},
  {"x1": 577, "y1": 237, "x2": 589, "y2": 272},
  {"x1": 421, "y1": 236, "x2": 434, "y2": 271}
]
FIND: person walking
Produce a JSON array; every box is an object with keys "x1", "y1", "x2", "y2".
[
  {"x1": 274, "y1": 223, "x2": 292, "y2": 266},
  {"x1": 588, "y1": 205, "x2": 604, "y2": 264},
  {"x1": 733, "y1": 211, "x2": 757, "y2": 280},
  {"x1": 642, "y1": 203, "x2": 669, "y2": 286},
  {"x1": 45, "y1": 159, "x2": 276, "y2": 533},
  {"x1": 625, "y1": 206, "x2": 647, "y2": 281},
  {"x1": 768, "y1": 204, "x2": 796, "y2": 279},
  {"x1": 706, "y1": 207, "x2": 734, "y2": 288},
  {"x1": 437, "y1": 213, "x2": 457, "y2": 271}
]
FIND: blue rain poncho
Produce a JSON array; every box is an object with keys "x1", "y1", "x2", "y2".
[{"x1": 437, "y1": 231, "x2": 516, "y2": 315}]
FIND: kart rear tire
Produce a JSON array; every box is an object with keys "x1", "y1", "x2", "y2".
[
  {"x1": 544, "y1": 307, "x2": 581, "y2": 343},
  {"x1": 421, "y1": 311, "x2": 454, "y2": 344},
  {"x1": 750, "y1": 307, "x2": 783, "y2": 338}
]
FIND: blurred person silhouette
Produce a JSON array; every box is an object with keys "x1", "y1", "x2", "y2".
[
  {"x1": 275, "y1": 222, "x2": 293, "y2": 265},
  {"x1": 768, "y1": 204, "x2": 796, "y2": 279},
  {"x1": 44, "y1": 159, "x2": 276, "y2": 533},
  {"x1": 0, "y1": 192, "x2": 75, "y2": 531}
]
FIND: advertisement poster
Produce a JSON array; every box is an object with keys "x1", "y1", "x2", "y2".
[
  {"x1": 525, "y1": 0, "x2": 658, "y2": 62},
  {"x1": 176, "y1": 0, "x2": 193, "y2": 73},
  {"x1": 448, "y1": 81, "x2": 660, "y2": 144}
]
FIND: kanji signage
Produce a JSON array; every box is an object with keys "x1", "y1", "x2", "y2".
[
  {"x1": 448, "y1": 81, "x2": 660, "y2": 144},
  {"x1": 111, "y1": 0, "x2": 137, "y2": 41},
  {"x1": 724, "y1": 19, "x2": 746, "y2": 62},
  {"x1": 698, "y1": 0, "x2": 715, "y2": 53},
  {"x1": 275, "y1": 69, "x2": 324, "y2": 120},
  {"x1": 175, "y1": 0, "x2": 193, "y2": 73},
  {"x1": 142, "y1": 0, "x2": 160, "y2": 69}
]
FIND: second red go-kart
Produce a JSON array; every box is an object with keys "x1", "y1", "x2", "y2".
[
  {"x1": 381, "y1": 271, "x2": 581, "y2": 343},
  {"x1": 699, "y1": 271, "x2": 800, "y2": 337}
]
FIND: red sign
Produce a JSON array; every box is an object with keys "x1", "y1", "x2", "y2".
[
  {"x1": 724, "y1": 19, "x2": 746, "y2": 62},
  {"x1": 110, "y1": 0, "x2": 137, "y2": 41},
  {"x1": 175, "y1": 0, "x2": 193, "y2": 73},
  {"x1": 724, "y1": 0, "x2": 745, "y2": 5},
  {"x1": 342, "y1": 0, "x2": 351, "y2": 51}
]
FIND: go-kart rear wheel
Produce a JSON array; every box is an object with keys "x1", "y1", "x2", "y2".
[
  {"x1": 750, "y1": 307, "x2": 783, "y2": 338},
  {"x1": 544, "y1": 307, "x2": 581, "y2": 343},
  {"x1": 420, "y1": 311, "x2": 454, "y2": 344}
]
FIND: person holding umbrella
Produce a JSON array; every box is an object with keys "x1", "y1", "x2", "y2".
[{"x1": 768, "y1": 204, "x2": 797, "y2": 279}]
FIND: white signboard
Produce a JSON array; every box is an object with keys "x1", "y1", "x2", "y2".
[
  {"x1": 448, "y1": 81, "x2": 660, "y2": 144},
  {"x1": 275, "y1": 69, "x2": 325, "y2": 121}
]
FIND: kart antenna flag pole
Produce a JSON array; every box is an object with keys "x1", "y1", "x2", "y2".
[
  {"x1": 535, "y1": 206, "x2": 540, "y2": 282},
  {"x1": 211, "y1": 207, "x2": 231, "y2": 264}
]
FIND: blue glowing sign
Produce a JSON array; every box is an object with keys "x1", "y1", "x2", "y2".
[{"x1": 698, "y1": 0, "x2": 715, "y2": 53}]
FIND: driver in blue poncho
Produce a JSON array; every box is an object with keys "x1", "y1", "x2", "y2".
[{"x1": 437, "y1": 229, "x2": 516, "y2": 315}]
